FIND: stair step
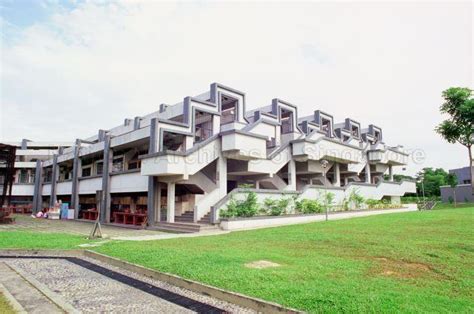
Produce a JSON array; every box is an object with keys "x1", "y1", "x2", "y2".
[{"x1": 153, "y1": 221, "x2": 217, "y2": 234}]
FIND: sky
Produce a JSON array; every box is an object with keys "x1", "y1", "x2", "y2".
[{"x1": 0, "y1": 0, "x2": 472, "y2": 176}]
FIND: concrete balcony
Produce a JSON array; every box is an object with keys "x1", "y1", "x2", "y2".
[
  {"x1": 368, "y1": 147, "x2": 409, "y2": 166},
  {"x1": 292, "y1": 138, "x2": 363, "y2": 164},
  {"x1": 14, "y1": 161, "x2": 37, "y2": 168},
  {"x1": 78, "y1": 176, "x2": 103, "y2": 194},
  {"x1": 11, "y1": 184, "x2": 35, "y2": 196},
  {"x1": 141, "y1": 136, "x2": 220, "y2": 177},
  {"x1": 56, "y1": 181, "x2": 73, "y2": 195},
  {"x1": 221, "y1": 130, "x2": 267, "y2": 160}
]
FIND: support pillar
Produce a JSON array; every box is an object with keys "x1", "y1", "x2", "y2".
[
  {"x1": 155, "y1": 183, "x2": 161, "y2": 223},
  {"x1": 147, "y1": 177, "x2": 156, "y2": 225},
  {"x1": 32, "y1": 160, "x2": 43, "y2": 214},
  {"x1": 71, "y1": 139, "x2": 81, "y2": 219},
  {"x1": 365, "y1": 163, "x2": 371, "y2": 184},
  {"x1": 100, "y1": 135, "x2": 112, "y2": 223},
  {"x1": 167, "y1": 182, "x2": 175, "y2": 223},
  {"x1": 388, "y1": 165, "x2": 394, "y2": 182},
  {"x1": 49, "y1": 154, "x2": 58, "y2": 208},
  {"x1": 286, "y1": 159, "x2": 297, "y2": 191},
  {"x1": 217, "y1": 155, "x2": 227, "y2": 198},
  {"x1": 333, "y1": 163, "x2": 341, "y2": 187}
]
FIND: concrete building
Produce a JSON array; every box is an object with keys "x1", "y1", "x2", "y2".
[
  {"x1": 440, "y1": 166, "x2": 474, "y2": 202},
  {"x1": 30, "y1": 83, "x2": 415, "y2": 230},
  {"x1": 1, "y1": 140, "x2": 72, "y2": 206}
]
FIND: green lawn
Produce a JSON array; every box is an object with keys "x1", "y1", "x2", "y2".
[
  {"x1": 0, "y1": 230, "x2": 91, "y2": 249},
  {"x1": 0, "y1": 293, "x2": 15, "y2": 314},
  {"x1": 93, "y1": 208, "x2": 474, "y2": 313},
  {"x1": 0, "y1": 208, "x2": 472, "y2": 312}
]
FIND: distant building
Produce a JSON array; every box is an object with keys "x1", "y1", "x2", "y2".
[
  {"x1": 1, "y1": 140, "x2": 72, "y2": 205},
  {"x1": 440, "y1": 166, "x2": 474, "y2": 202}
]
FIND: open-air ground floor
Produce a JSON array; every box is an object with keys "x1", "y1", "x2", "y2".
[{"x1": 0, "y1": 204, "x2": 473, "y2": 313}]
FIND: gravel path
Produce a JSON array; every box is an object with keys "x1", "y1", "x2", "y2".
[{"x1": 1, "y1": 256, "x2": 254, "y2": 313}]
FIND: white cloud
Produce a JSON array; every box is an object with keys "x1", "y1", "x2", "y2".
[{"x1": 0, "y1": 0, "x2": 472, "y2": 176}]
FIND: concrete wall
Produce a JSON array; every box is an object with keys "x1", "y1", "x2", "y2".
[
  {"x1": 220, "y1": 206, "x2": 417, "y2": 231},
  {"x1": 440, "y1": 184, "x2": 474, "y2": 202}
]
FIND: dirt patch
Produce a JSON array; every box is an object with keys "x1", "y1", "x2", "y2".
[
  {"x1": 245, "y1": 260, "x2": 281, "y2": 269},
  {"x1": 372, "y1": 256, "x2": 433, "y2": 279}
]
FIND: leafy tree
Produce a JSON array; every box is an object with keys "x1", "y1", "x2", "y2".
[
  {"x1": 435, "y1": 87, "x2": 474, "y2": 191},
  {"x1": 446, "y1": 173, "x2": 458, "y2": 207},
  {"x1": 416, "y1": 168, "x2": 450, "y2": 197}
]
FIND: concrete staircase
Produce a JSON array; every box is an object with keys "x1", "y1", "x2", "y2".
[
  {"x1": 153, "y1": 211, "x2": 215, "y2": 233},
  {"x1": 153, "y1": 221, "x2": 217, "y2": 233}
]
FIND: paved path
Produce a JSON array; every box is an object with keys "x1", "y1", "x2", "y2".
[
  {"x1": 0, "y1": 262, "x2": 62, "y2": 313},
  {"x1": 0, "y1": 256, "x2": 253, "y2": 313}
]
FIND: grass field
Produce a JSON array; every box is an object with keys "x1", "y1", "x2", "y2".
[
  {"x1": 0, "y1": 207, "x2": 473, "y2": 312},
  {"x1": 0, "y1": 292, "x2": 15, "y2": 314},
  {"x1": 0, "y1": 230, "x2": 92, "y2": 249},
  {"x1": 94, "y1": 207, "x2": 474, "y2": 313}
]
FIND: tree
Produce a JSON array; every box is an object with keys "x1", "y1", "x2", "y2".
[
  {"x1": 416, "y1": 168, "x2": 450, "y2": 197},
  {"x1": 435, "y1": 87, "x2": 474, "y2": 193},
  {"x1": 446, "y1": 173, "x2": 458, "y2": 207}
]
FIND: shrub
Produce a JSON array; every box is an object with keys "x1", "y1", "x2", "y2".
[
  {"x1": 295, "y1": 199, "x2": 323, "y2": 214},
  {"x1": 263, "y1": 197, "x2": 290, "y2": 216},
  {"x1": 220, "y1": 192, "x2": 260, "y2": 218},
  {"x1": 348, "y1": 189, "x2": 365, "y2": 209},
  {"x1": 365, "y1": 199, "x2": 380, "y2": 209}
]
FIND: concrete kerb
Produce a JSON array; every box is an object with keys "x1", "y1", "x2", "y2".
[
  {"x1": 0, "y1": 281, "x2": 27, "y2": 314},
  {"x1": 4, "y1": 262, "x2": 80, "y2": 314},
  {"x1": 0, "y1": 249, "x2": 302, "y2": 314}
]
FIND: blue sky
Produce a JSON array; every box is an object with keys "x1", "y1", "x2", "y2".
[
  {"x1": 1, "y1": 0, "x2": 78, "y2": 26},
  {"x1": 0, "y1": 1, "x2": 472, "y2": 175}
]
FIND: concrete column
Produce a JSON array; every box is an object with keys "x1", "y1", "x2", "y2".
[
  {"x1": 286, "y1": 159, "x2": 297, "y2": 191},
  {"x1": 71, "y1": 139, "x2": 81, "y2": 218},
  {"x1": 147, "y1": 117, "x2": 160, "y2": 226},
  {"x1": 100, "y1": 135, "x2": 112, "y2": 223},
  {"x1": 32, "y1": 160, "x2": 43, "y2": 213},
  {"x1": 217, "y1": 156, "x2": 227, "y2": 198},
  {"x1": 155, "y1": 183, "x2": 161, "y2": 223},
  {"x1": 333, "y1": 163, "x2": 341, "y2": 187},
  {"x1": 147, "y1": 177, "x2": 156, "y2": 225},
  {"x1": 365, "y1": 163, "x2": 371, "y2": 184},
  {"x1": 49, "y1": 154, "x2": 58, "y2": 208},
  {"x1": 388, "y1": 165, "x2": 394, "y2": 182},
  {"x1": 167, "y1": 182, "x2": 175, "y2": 223}
]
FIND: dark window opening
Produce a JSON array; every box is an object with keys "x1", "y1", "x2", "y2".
[
  {"x1": 81, "y1": 167, "x2": 91, "y2": 177},
  {"x1": 280, "y1": 108, "x2": 293, "y2": 134},
  {"x1": 221, "y1": 95, "x2": 238, "y2": 125},
  {"x1": 43, "y1": 168, "x2": 53, "y2": 182},
  {"x1": 194, "y1": 110, "x2": 213, "y2": 143},
  {"x1": 162, "y1": 132, "x2": 186, "y2": 152},
  {"x1": 321, "y1": 118, "x2": 332, "y2": 136},
  {"x1": 266, "y1": 137, "x2": 276, "y2": 148},
  {"x1": 128, "y1": 152, "x2": 142, "y2": 170},
  {"x1": 96, "y1": 162, "x2": 103, "y2": 175},
  {"x1": 343, "y1": 135, "x2": 350, "y2": 142},
  {"x1": 112, "y1": 156, "x2": 124, "y2": 172},
  {"x1": 374, "y1": 130, "x2": 381, "y2": 142},
  {"x1": 351, "y1": 125, "x2": 359, "y2": 137}
]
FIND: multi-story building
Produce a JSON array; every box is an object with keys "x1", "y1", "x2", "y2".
[
  {"x1": 1, "y1": 140, "x2": 72, "y2": 206},
  {"x1": 31, "y1": 83, "x2": 415, "y2": 230}
]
